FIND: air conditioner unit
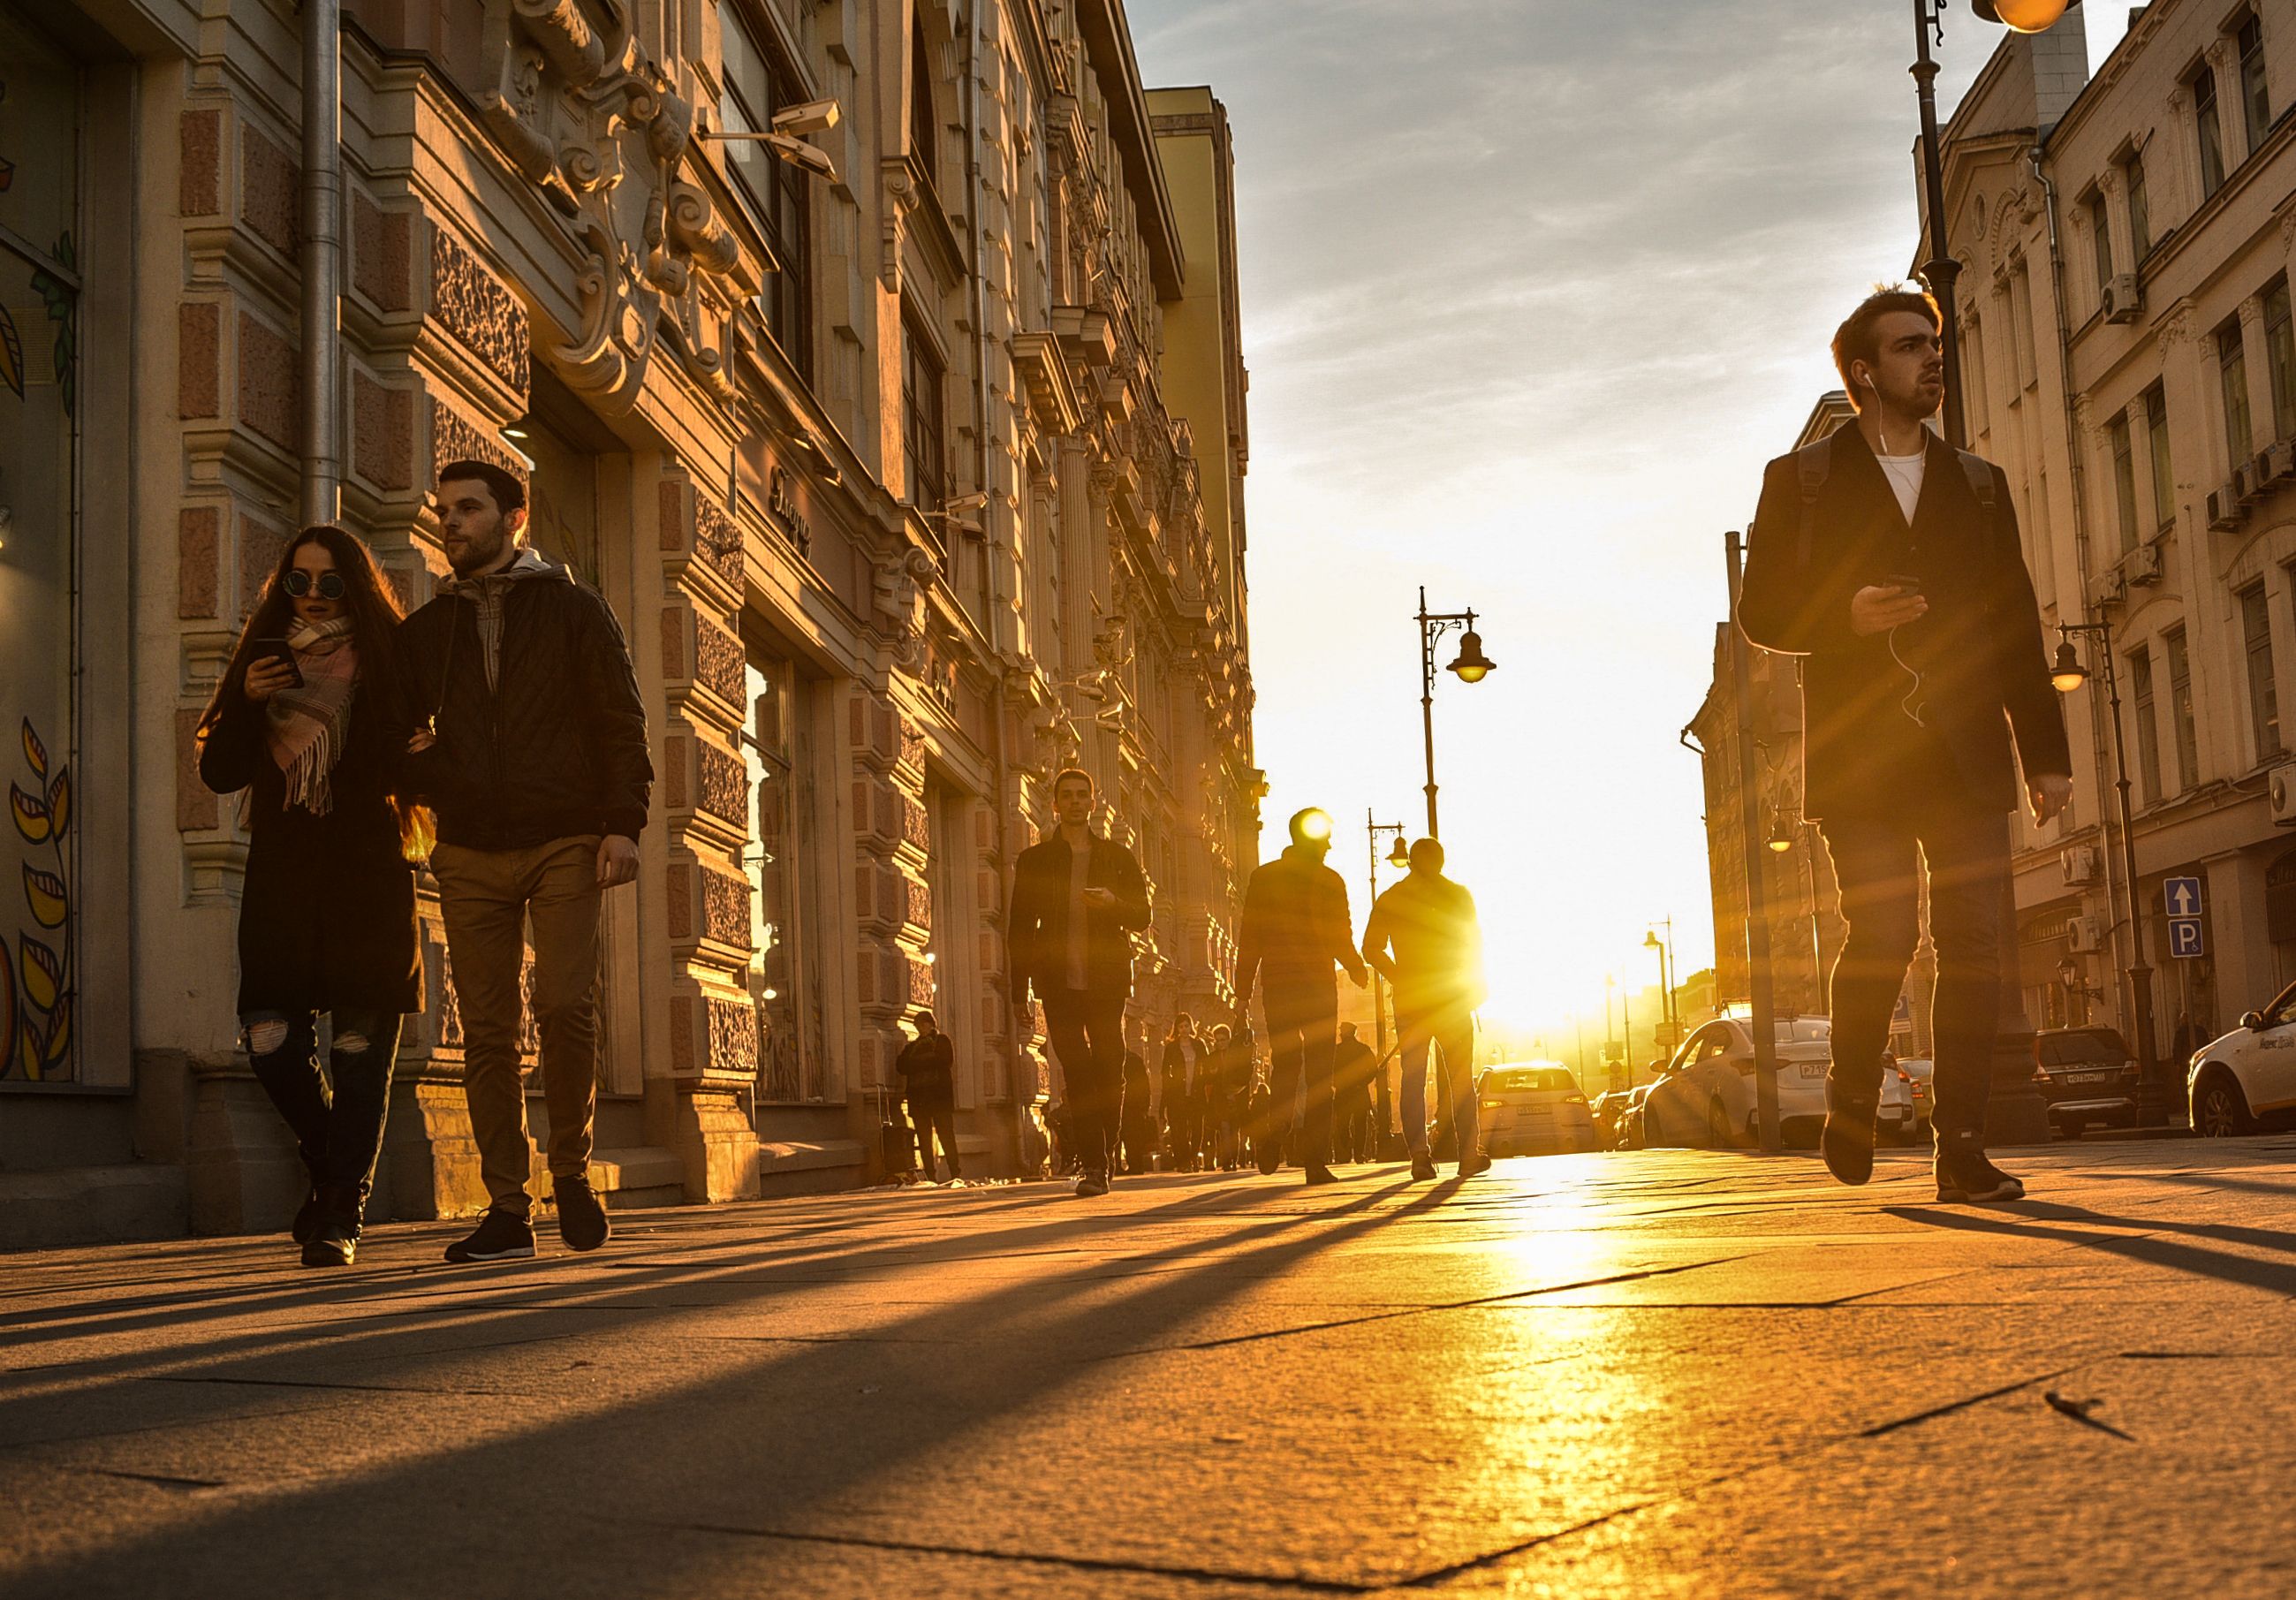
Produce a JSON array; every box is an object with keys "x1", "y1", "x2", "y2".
[
  {"x1": 2062, "y1": 845, "x2": 2101, "y2": 886},
  {"x1": 2090, "y1": 567, "x2": 2128, "y2": 608},
  {"x1": 2263, "y1": 441, "x2": 2296, "y2": 486},
  {"x1": 2066, "y1": 914, "x2": 2105, "y2": 953},
  {"x1": 2101, "y1": 273, "x2": 2142, "y2": 323},
  {"x1": 2208, "y1": 487, "x2": 2245, "y2": 530},
  {"x1": 2271, "y1": 762, "x2": 2296, "y2": 826},
  {"x1": 2234, "y1": 460, "x2": 2262, "y2": 504},
  {"x1": 2123, "y1": 543, "x2": 2164, "y2": 586}
]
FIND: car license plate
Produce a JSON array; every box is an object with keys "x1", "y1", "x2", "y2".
[
  {"x1": 1798, "y1": 1064, "x2": 1826, "y2": 1080},
  {"x1": 2066, "y1": 1071, "x2": 2107, "y2": 1084}
]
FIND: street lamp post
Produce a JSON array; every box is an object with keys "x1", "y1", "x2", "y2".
[
  {"x1": 1367, "y1": 815, "x2": 1409, "y2": 1156},
  {"x1": 2049, "y1": 625, "x2": 2166, "y2": 1120},
  {"x1": 1415, "y1": 588, "x2": 1496, "y2": 839},
  {"x1": 1642, "y1": 920, "x2": 1678, "y2": 1053}
]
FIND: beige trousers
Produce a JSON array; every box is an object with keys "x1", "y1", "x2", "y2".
[{"x1": 433, "y1": 836, "x2": 602, "y2": 1215}]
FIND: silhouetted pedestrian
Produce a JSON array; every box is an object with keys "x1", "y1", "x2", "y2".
[
  {"x1": 1363, "y1": 838, "x2": 1488, "y2": 1181},
  {"x1": 1008, "y1": 767, "x2": 1153, "y2": 1198},
  {"x1": 1333, "y1": 1022, "x2": 1377, "y2": 1163},
  {"x1": 1121, "y1": 1023, "x2": 1156, "y2": 1175},
  {"x1": 1162, "y1": 1014, "x2": 1206, "y2": 1171},
  {"x1": 1208, "y1": 1022, "x2": 1245, "y2": 1171},
  {"x1": 896, "y1": 1009, "x2": 959, "y2": 1183},
  {"x1": 1740, "y1": 285, "x2": 2070, "y2": 1204}
]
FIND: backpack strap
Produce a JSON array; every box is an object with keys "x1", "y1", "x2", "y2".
[
  {"x1": 1793, "y1": 435, "x2": 1833, "y2": 570},
  {"x1": 1956, "y1": 447, "x2": 1998, "y2": 525}
]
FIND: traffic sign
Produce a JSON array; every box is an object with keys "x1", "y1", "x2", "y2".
[
  {"x1": 2163, "y1": 876, "x2": 2204, "y2": 918},
  {"x1": 2168, "y1": 917, "x2": 2205, "y2": 959}
]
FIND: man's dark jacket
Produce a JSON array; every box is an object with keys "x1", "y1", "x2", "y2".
[
  {"x1": 398, "y1": 555, "x2": 654, "y2": 850},
  {"x1": 1236, "y1": 845, "x2": 1360, "y2": 994},
  {"x1": 896, "y1": 1031, "x2": 955, "y2": 1101},
  {"x1": 1738, "y1": 423, "x2": 2069, "y2": 820},
  {"x1": 1007, "y1": 831, "x2": 1153, "y2": 1000}
]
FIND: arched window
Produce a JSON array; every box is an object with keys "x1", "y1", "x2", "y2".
[{"x1": 910, "y1": 13, "x2": 936, "y2": 173}]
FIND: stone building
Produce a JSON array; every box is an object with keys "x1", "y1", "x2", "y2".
[
  {"x1": 1931, "y1": 4, "x2": 2296, "y2": 1053},
  {"x1": 0, "y1": 0, "x2": 1258, "y2": 1246}
]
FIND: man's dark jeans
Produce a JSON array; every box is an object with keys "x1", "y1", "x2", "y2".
[
  {"x1": 1042, "y1": 989, "x2": 1126, "y2": 1177},
  {"x1": 1260, "y1": 976, "x2": 1338, "y2": 1167},
  {"x1": 1821, "y1": 796, "x2": 2010, "y2": 1151},
  {"x1": 909, "y1": 1092, "x2": 959, "y2": 1180},
  {"x1": 243, "y1": 1009, "x2": 405, "y2": 1219}
]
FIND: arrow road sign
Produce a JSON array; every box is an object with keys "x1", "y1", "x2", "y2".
[
  {"x1": 2168, "y1": 917, "x2": 2205, "y2": 959},
  {"x1": 2164, "y1": 876, "x2": 2203, "y2": 918}
]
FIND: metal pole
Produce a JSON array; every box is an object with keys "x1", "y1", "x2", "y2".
[
  {"x1": 1417, "y1": 588, "x2": 1440, "y2": 838},
  {"x1": 2095, "y1": 633, "x2": 2163, "y2": 1116},
  {"x1": 300, "y1": 0, "x2": 343, "y2": 527},
  {"x1": 1913, "y1": 0, "x2": 1966, "y2": 450},
  {"x1": 1729, "y1": 529, "x2": 1783, "y2": 1149}
]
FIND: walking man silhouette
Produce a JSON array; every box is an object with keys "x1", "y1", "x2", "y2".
[
  {"x1": 1362, "y1": 838, "x2": 1487, "y2": 1181},
  {"x1": 1234, "y1": 808, "x2": 1368, "y2": 1186}
]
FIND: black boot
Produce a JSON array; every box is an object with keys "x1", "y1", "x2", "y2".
[
  {"x1": 1821, "y1": 1078, "x2": 1880, "y2": 1187},
  {"x1": 300, "y1": 1186, "x2": 362, "y2": 1268}
]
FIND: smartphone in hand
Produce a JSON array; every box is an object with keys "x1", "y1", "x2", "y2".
[
  {"x1": 251, "y1": 637, "x2": 305, "y2": 689},
  {"x1": 1881, "y1": 573, "x2": 1924, "y2": 599}
]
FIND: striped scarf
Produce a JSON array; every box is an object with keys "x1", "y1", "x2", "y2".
[{"x1": 263, "y1": 617, "x2": 359, "y2": 815}]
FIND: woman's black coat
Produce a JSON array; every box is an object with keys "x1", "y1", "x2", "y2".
[{"x1": 198, "y1": 680, "x2": 422, "y2": 1018}]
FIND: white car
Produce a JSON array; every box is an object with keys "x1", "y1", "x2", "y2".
[
  {"x1": 1895, "y1": 1057, "x2": 1935, "y2": 1136},
  {"x1": 1476, "y1": 1062, "x2": 1600, "y2": 1156},
  {"x1": 2187, "y1": 986, "x2": 2296, "y2": 1136},
  {"x1": 1639, "y1": 1016, "x2": 1915, "y2": 1150}
]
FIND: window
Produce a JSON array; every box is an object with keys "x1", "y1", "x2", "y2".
[
  {"x1": 718, "y1": 2, "x2": 813, "y2": 382},
  {"x1": 2011, "y1": 266, "x2": 2038, "y2": 388},
  {"x1": 744, "y1": 652, "x2": 823, "y2": 1103},
  {"x1": 2088, "y1": 191, "x2": 2113, "y2": 295},
  {"x1": 2267, "y1": 278, "x2": 2295, "y2": 444},
  {"x1": 2193, "y1": 62, "x2": 2228, "y2": 199},
  {"x1": 2145, "y1": 384, "x2": 2176, "y2": 530},
  {"x1": 2125, "y1": 148, "x2": 2152, "y2": 262},
  {"x1": 2110, "y1": 413, "x2": 2140, "y2": 555},
  {"x1": 901, "y1": 314, "x2": 944, "y2": 508},
  {"x1": 2167, "y1": 626, "x2": 2198, "y2": 792},
  {"x1": 2131, "y1": 645, "x2": 2163, "y2": 804},
  {"x1": 910, "y1": 13, "x2": 936, "y2": 173},
  {"x1": 2219, "y1": 317, "x2": 2254, "y2": 466},
  {"x1": 2237, "y1": 12, "x2": 2270, "y2": 156},
  {"x1": 2245, "y1": 584, "x2": 2283, "y2": 760},
  {"x1": 1965, "y1": 311, "x2": 1989, "y2": 438}
]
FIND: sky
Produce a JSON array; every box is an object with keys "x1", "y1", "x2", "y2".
[{"x1": 1129, "y1": 0, "x2": 2133, "y2": 1051}]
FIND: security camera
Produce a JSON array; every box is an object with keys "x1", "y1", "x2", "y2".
[
  {"x1": 770, "y1": 98, "x2": 841, "y2": 136},
  {"x1": 943, "y1": 491, "x2": 990, "y2": 512},
  {"x1": 764, "y1": 133, "x2": 837, "y2": 180}
]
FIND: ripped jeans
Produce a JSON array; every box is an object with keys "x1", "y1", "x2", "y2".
[{"x1": 242, "y1": 1009, "x2": 404, "y2": 1219}]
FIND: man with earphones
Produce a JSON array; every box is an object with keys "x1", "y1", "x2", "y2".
[{"x1": 1739, "y1": 286, "x2": 2070, "y2": 1206}]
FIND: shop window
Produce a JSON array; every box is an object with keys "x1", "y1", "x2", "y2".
[
  {"x1": 0, "y1": 9, "x2": 82, "y2": 1083},
  {"x1": 743, "y1": 651, "x2": 823, "y2": 1103}
]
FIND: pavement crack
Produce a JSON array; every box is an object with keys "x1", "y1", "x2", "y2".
[
  {"x1": 1399, "y1": 1503, "x2": 1659, "y2": 1588},
  {"x1": 143, "y1": 1373, "x2": 509, "y2": 1399},
  {"x1": 61, "y1": 1465, "x2": 227, "y2": 1491},
  {"x1": 648, "y1": 1519, "x2": 1376, "y2": 1593}
]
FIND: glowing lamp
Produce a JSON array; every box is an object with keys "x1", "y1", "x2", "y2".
[
  {"x1": 1767, "y1": 820, "x2": 1794, "y2": 853},
  {"x1": 2050, "y1": 642, "x2": 2090, "y2": 694},
  {"x1": 1447, "y1": 630, "x2": 1495, "y2": 684},
  {"x1": 1387, "y1": 837, "x2": 1410, "y2": 868},
  {"x1": 1973, "y1": 0, "x2": 2080, "y2": 33},
  {"x1": 1643, "y1": 930, "x2": 1662, "y2": 950}
]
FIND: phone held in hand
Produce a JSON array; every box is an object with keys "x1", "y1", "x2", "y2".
[
  {"x1": 251, "y1": 637, "x2": 305, "y2": 689},
  {"x1": 1881, "y1": 573, "x2": 1923, "y2": 598}
]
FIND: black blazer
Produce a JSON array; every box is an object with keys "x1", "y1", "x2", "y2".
[
  {"x1": 1008, "y1": 831, "x2": 1152, "y2": 1001},
  {"x1": 1739, "y1": 424, "x2": 2070, "y2": 819}
]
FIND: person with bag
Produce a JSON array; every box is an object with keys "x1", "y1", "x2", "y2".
[
  {"x1": 399, "y1": 460, "x2": 653, "y2": 1262},
  {"x1": 197, "y1": 526, "x2": 426, "y2": 1268},
  {"x1": 1739, "y1": 285, "x2": 2070, "y2": 1205},
  {"x1": 896, "y1": 1009, "x2": 960, "y2": 1183}
]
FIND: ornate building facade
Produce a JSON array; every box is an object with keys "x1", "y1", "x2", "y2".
[{"x1": 0, "y1": 0, "x2": 1257, "y2": 1245}]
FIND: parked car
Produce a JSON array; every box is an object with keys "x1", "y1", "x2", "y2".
[
  {"x1": 1875, "y1": 1056, "x2": 1920, "y2": 1145},
  {"x1": 1476, "y1": 1062, "x2": 1600, "y2": 1156},
  {"x1": 1896, "y1": 1057, "x2": 1935, "y2": 1136},
  {"x1": 2032, "y1": 1027, "x2": 2141, "y2": 1135},
  {"x1": 1589, "y1": 1087, "x2": 1640, "y2": 1149},
  {"x1": 2187, "y1": 985, "x2": 2296, "y2": 1136},
  {"x1": 1640, "y1": 1015, "x2": 1833, "y2": 1149}
]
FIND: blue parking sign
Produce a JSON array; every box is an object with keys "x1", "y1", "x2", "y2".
[
  {"x1": 2168, "y1": 917, "x2": 2205, "y2": 959},
  {"x1": 2163, "y1": 876, "x2": 2204, "y2": 918}
]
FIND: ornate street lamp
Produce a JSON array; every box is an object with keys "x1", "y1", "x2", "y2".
[{"x1": 1416, "y1": 588, "x2": 1495, "y2": 838}]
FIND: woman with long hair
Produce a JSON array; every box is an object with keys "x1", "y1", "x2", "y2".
[{"x1": 198, "y1": 526, "x2": 425, "y2": 1266}]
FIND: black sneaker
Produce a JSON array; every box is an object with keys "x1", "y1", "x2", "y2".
[
  {"x1": 443, "y1": 1208, "x2": 536, "y2": 1263},
  {"x1": 1821, "y1": 1083, "x2": 1880, "y2": 1187},
  {"x1": 301, "y1": 1213, "x2": 358, "y2": 1268},
  {"x1": 1304, "y1": 1164, "x2": 1339, "y2": 1186},
  {"x1": 1073, "y1": 1170, "x2": 1110, "y2": 1198},
  {"x1": 555, "y1": 1177, "x2": 610, "y2": 1252},
  {"x1": 1410, "y1": 1152, "x2": 1437, "y2": 1181},
  {"x1": 1936, "y1": 1152, "x2": 2026, "y2": 1204}
]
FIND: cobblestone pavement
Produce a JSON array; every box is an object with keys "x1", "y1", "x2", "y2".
[{"x1": 5, "y1": 1136, "x2": 2296, "y2": 1598}]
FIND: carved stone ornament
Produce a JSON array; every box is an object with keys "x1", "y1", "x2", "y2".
[
  {"x1": 872, "y1": 547, "x2": 939, "y2": 667},
  {"x1": 2158, "y1": 300, "x2": 2196, "y2": 349},
  {"x1": 476, "y1": 0, "x2": 746, "y2": 414}
]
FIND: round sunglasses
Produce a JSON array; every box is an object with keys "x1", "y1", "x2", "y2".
[{"x1": 283, "y1": 569, "x2": 347, "y2": 600}]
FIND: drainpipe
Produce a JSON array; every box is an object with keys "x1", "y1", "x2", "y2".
[
  {"x1": 301, "y1": 0, "x2": 344, "y2": 527},
  {"x1": 2032, "y1": 141, "x2": 2129, "y2": 1022},
  {"x1": 963, "y1": 0, "x2": 995, "y2": 632}
]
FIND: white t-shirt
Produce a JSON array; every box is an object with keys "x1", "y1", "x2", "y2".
[{"x1": 1876, "y1": 449, "x2": 1925, "y2": 525}]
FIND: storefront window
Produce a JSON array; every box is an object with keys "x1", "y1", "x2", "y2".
[
  {"x1": 1, "y1": 11, "x2": 82, "y2": 1083},
  {"x1": 743, "y1": 654, "x2": 822, "y2": 1103}
]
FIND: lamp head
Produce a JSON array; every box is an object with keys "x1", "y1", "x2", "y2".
[
  {"x1": 1973, "y1": 0, "x2": 2079, "y2": 32},
  {"x1": 1767, "y1": 820, "x2": 1794, "y2": 853},
  {"x1": 2050, "y1": 641, "x2": 2090, "y2": 694},
  {"x1": 1447, "y1": 629, "x2": 1494, "y2": 684},
  {"x1": 1386, "y1": 836, "x2": 1410, "y2": 868}
]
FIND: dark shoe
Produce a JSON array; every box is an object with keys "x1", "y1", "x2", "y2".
[
  {"x1": 1459, "y1": 1151, "x2": 1492, "y2": 1179},
  {"x1": 301, "y1": 1213, "x2": 358, "y2": 1268},
  {"x1": 443, "y1": 1208, "x2": 536, "y2": 1263},
  {"x1": 1255, "y1": 1146, "x2": 1283, "y2": 1175},
  {"x1": 1936, "y1": 1151, "x2": 2026, "y2": 1205},
  {"x1": 1304, "y1": 1164, "x2": 1339, "y2": 1186},
  {"x1": 554, "y1": 1177, "x2": 610, "y2": 1252},
  {"x1": 1410, "y1": 1152, "x2": 1437, "y2": 1181},
  {"x1": 1073, "y1": 1170, "x2": 1110, "y2": 1198},
  {"x1": 1821, "y1": 1084, "x2": 1880, "y2": 1187}
]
